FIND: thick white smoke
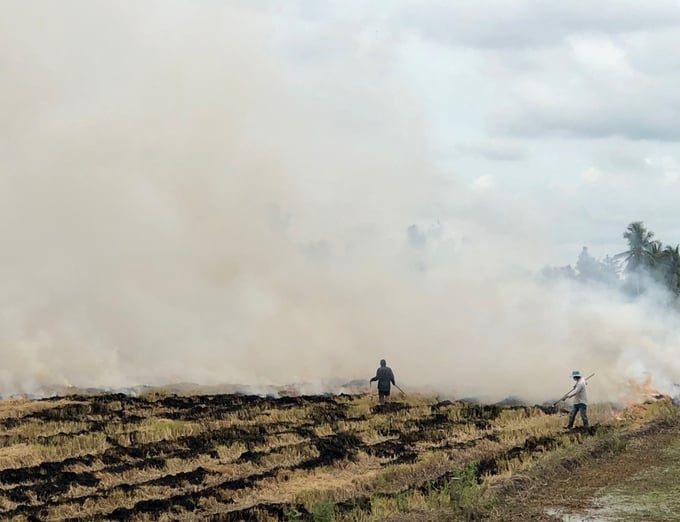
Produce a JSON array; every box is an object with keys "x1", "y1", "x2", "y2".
[{"x1": 1, "y1": 2, "x2": 678, "y2": 403}]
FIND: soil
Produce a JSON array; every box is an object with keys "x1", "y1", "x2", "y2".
[{"x1": 488, "y1": 418, "x2": 680, "y2": 521}]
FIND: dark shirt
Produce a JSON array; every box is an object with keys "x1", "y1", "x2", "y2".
[{"x1": 370, "y1": 366, "x2": 395, "y2": 392}]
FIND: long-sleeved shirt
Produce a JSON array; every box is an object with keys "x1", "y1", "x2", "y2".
[
  {"x1": 370, "y1": 366, "x2": 395, "y2": 392},
  {"x1": 571, "y1": 378, "x2": 588, "y2": 405}
]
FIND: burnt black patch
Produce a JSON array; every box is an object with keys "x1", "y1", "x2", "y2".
[
  {"x1": 523, "y1": 435, "x2": 558, "y2": 452},
  {"x1": 21, "y1": 394, "x2": 151, "y2": 427},
  {"x1": 307, "y1": 403, "x2": 348, "y2": 424},
  {"x1": 459, "y1": 404, "x2": 502, "y2": 422},
  {"x1": 365, "y1": 439, "x2": 407, "y2": 458},
  {"x1": 5, "y1": 467, "x2": 282, "y2": 521},
  {"x1": 156, "y1": 393, "x2": 344, "y2": 423},
  {"x1": 475, "y1": 433, "x2": 566, "y2": 482},
  {"x1": 148, "y1": 467, "x2": 209, "y2": 487},
  {"x1": 1, "y1": 470, "x2": 99, "y2": 504},
  {"x1": 336, "y1": 496, "x2": 371, "y2": 513},
  {"x1": 414, "y1": 412, "x2": 450, "y2": 429},
  {"x1": 29, "y1": 402, "x2": 93, "y2": 421},
  {"x1": 207, "y1": 503, "x2": 312, "y2": 522},
  {"x1": 445, "y1": 439, "x2": 478, "y2": 450},
  {"x1": 400, "y1": 427, "x2": 449, "y2": 445},
  {"x1": 0, "y1": 417, "x2": 21, "y2": 430},
  {"x1": 100, "y1": 424, "x2": 267, "y2": 465},
  {"x1": 239, "y1": 450, "x2": 266, "y2": 463},
  {"x1": 364, "y1": 439, "x2": 417, "y2": 464},
  {"x1": 475, "y1": 457, "x2": 498, "y2": 480},
  {"x1": 535, "y1": 403, "x2": 559, "y2": 415},
  {"x1": 370, "y1": 402, "x2": 409, "y2": 414},
  {"x1": 34, "y1": 471, "x2": 99, "y2": 501},
  {"x1": 292, "y1": 425, "x2": 317, "y2": 438},
  {"x1": 0, "y1": 456, "x2": 98, "y2": 485},
  {"x1": 3, "y1": 487, "x2": 31, "y2": 503},
  {"x1": 298, "y1": 432, "x2": 362, "y2": 469}
]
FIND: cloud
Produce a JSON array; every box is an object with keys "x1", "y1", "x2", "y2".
[
  {"x1": 275, "y1": 2, "x2": 680, "y2": 143},
  {"x1": 489, "y1": 31, "x2": 680, "y2": 141},
  {"x1": 396, "y1": 0, "x2": 680, "y2": 49},
  {"x1": 457, "y1": 139, "x2": 528, "y2": 162},
  {"x1": 580, "y1": 167, "x2": 606, "y2": 185},
  {"x1": 580, "y1": 151, "x2": 680, "y2": 190},
  {"x1": 470, "y1": 175, "x2": 496, "y2": 192}
]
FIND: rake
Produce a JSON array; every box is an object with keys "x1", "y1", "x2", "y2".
[{"x1": 553, "y1": 373, "x2": 595, "y2": 407}]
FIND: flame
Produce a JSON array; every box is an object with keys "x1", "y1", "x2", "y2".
[{"x1": 621, "y1": 372, "x2": 670, "y2": 409}]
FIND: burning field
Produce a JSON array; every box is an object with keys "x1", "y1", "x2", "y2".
[{"x1": 0, "y1": 390, "x2": 677, "y2": 521}]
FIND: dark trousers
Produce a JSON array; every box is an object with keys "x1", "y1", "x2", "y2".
[
  {"x1": 378, "y1": 390, "x2": 390, "y2": 405},
  {"x1": 567, "y1": 403, "x2": 588, "y2": 427}
]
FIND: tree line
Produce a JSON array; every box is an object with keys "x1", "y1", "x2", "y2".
[{"x1": 541, "y1": 221, "x2": 680, "y2": 298}]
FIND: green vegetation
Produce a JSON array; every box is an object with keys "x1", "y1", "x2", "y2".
[
  {"x1": 596, "y1": 437, "x2": 680, "y2": 521},
  {"x1": 542, "y1": 220, "x2": 680, "y2": 298}
]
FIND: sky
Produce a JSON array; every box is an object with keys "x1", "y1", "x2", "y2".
[
  {"x1": 1, "y1": 1, "x2": 680, "y2": 401},
  {"x1": 272, "y1": 0, "x2": 680, "y2": 261}
]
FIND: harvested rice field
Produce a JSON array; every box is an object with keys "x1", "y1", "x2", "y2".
[{"x1": 0, "y1": 391, "x2": 677, "y2": 521}]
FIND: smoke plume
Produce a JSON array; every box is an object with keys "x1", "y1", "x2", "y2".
[{"x1": 1, "y1": 2, "x2": 678, "y2": 403}]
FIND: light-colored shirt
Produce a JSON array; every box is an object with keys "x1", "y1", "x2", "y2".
[{"x1": 572, "y1": 378, "x2": 588, "y2": 405}]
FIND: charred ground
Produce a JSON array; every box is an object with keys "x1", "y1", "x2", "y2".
[{"x1": 0, "y1": 391, "x2": 675, "y2": 521}]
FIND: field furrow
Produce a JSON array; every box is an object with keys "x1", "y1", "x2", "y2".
[{"x1": 0, "y1": 392, "x2": 675, "y2": 521}]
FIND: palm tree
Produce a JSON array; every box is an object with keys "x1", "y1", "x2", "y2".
[
  {"x1": 616, "y1": 222, "x2": 657, "y2": 272},
  {"x1": 647, "y1": 240, "x2": 666, "y2": 283},
  {"x1": 616, "y1": 222, "x2": 657, "y2": 295},
  {"x1": 660, "y1": 245, "x2": 680, "y2": 296},
  {"x1": 647, "y1": 240, "x2": 664, "y2": 263}
]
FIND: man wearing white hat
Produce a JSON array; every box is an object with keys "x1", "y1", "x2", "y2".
[{"x1": 564, "y1": 370, "x2": 589, "y2": 429}]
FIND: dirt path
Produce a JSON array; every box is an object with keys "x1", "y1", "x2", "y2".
[{"x1": 489, "y1": 419, "x2": 680, "y2": 521}]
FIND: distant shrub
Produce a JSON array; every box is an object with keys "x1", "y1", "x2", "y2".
[{"x1": 312, "y1": 499, "x2": 336, "y2": 522}]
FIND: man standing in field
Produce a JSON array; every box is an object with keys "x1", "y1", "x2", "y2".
[
  {"x1": 370, "y1": 359, "x2": 396, "y2": 405},
  {"x1": 564, "y1": 370, "x2": 589, "y2": 429}
]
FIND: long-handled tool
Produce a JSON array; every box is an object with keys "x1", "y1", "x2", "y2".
[
  {"x1": 553, "y1": 373, "x2": 595, "y2": 406},
  {"x1": 394, "y1": 384, "x2": 406, "y2": 396}
]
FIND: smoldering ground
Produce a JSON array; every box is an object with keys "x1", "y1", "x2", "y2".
[{"x1": 1, "y1": 2, "x2": 678, "y2": 403}]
